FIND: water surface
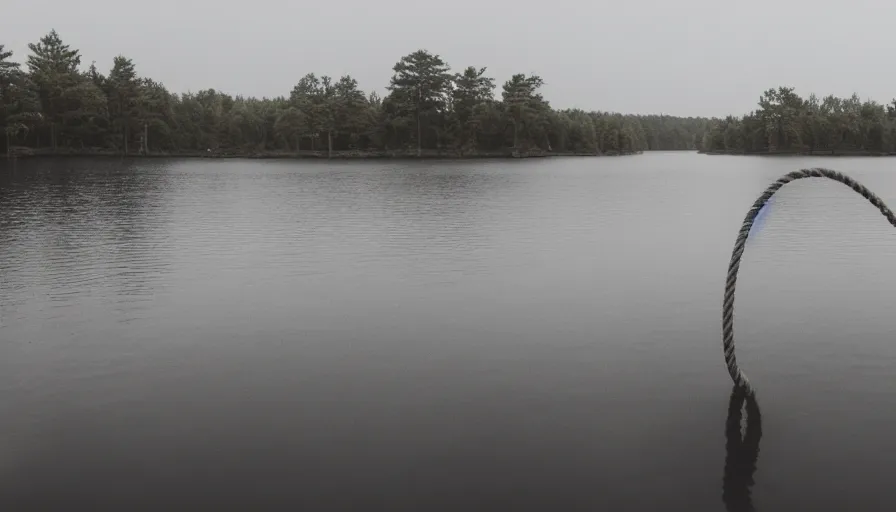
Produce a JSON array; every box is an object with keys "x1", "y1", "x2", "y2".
[{"x1": 3, "y1": 153, "x2": 896, "y2": 510}]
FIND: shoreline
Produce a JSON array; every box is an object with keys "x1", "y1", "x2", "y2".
[
  {"x1": 698, "y1": 149, "x2": 896, "y2": 157},
  {"x1": 5, "y1": 148, "x2": 643, "y2": 160}
]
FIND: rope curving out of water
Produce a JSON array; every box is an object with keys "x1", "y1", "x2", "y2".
[{"x1": 723, "y1": 168, "x2": 896, "y2": 396}]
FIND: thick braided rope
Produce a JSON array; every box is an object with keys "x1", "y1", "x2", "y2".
[{"x1": 723, "y1": 168, "x2": 896, "y2": 396}]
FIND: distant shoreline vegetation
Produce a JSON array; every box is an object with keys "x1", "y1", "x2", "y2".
[
  {"x1": 1, "y1": 30, "x2": 706, "y2": 160},
  {"x1": 701, "y1": 87, "x2": 896, "y2": 156},
  {"x1": 4, "y1": 147, "x2": 645, "y2": 160}
]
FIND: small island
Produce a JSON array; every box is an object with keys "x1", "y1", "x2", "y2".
[
  {"x1": 700, "y1": 87, "x2": 896, "y2": 156},
  {"x1": 1, "y1": 30, "x2": 705, "y2": 160}
]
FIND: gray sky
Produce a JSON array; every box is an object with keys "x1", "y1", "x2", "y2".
[{"x1": 2, "y1": 0, "x2": 892, "y2": 118}]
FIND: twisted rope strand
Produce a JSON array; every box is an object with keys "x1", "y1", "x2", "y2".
[{"x1": 723, "y1": 168, "x2": 896, "y2": 396}]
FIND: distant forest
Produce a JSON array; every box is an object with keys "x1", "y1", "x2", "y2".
[
  {"x1": 702, "y1": 87, "x2": 896, "y2": 155},
  {"x1": 1, "y1": 30, "x2": 708, "y2": 158}
]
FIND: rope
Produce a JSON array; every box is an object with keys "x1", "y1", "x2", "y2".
[{"x1": 723, "y1": 168, "x2": 896, "y2": 396}]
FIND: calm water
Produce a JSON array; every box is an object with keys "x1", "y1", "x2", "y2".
[{"x1": 2, "y1": 153, "x2": 896, "y2": 510}]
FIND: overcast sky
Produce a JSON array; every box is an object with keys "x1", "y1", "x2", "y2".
[{"x1": 2, "y1": 0, "x2": 892, "y2": 118}]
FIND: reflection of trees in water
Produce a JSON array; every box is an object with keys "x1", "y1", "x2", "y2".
[
  {"x1": 723, "y1": 386, "x2": 762, "y2": 512},
  {"x1": 383, "y1": 162, "x2": 525, "y2": 217},
  {"x1": 264, "y1": 161, "x2": 533, "y2": 274},
  {"x1": 100, "y1": 161, "x2": 180, "y2": 302},
  {"x1": 0, "y1": 158, "x2": 178, "y2": 304},
  {"x1": 373, "y1": 163, "x2": 532, "y2": 249}
]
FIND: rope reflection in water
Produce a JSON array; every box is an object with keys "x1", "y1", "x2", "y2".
[{"x1": 723, "y1": 386, "x2": 762, "y2": 512}]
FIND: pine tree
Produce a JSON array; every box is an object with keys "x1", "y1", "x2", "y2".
[
  {"x1": 106, "y1": 55, "x2": 140, "y2": 154},
  {"x1": 387, "y1": 50, "x2": 453, "y2": 155},
  {"x1": 26, "y1": 30, "x2": 82, "y2": 150}
]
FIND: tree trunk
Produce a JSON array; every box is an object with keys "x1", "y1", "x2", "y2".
[
  {"x1": 144, "y1": 122, "x2": 149, "y2": 154},
  {"x1": 124, "y1": 125, "x2": 129, "y2": 155},
  {"x1": 51, "y1": 124, "x2": 56, "y2": 151},
  {"x1": 327, "y1": 131, "x2": 332, "y2": 158},
  {"x1": 416, "y1": 85, "x2": 422, "y2": 157},
  {"x1": 5, "y1": 131, "x2": 10, "y2": 158}
]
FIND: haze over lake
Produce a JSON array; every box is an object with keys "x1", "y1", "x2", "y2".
[{"x1": 3, "y1": 152, "x2": 896, "y2": 510}]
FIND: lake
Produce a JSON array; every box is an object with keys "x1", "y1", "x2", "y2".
[{"x1": 2, "y1": 152, "x2": 896, "y2": 510}]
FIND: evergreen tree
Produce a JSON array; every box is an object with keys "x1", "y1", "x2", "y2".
[
  {"x1": 387, "y1": 50, "x2": 454, "y2": 155},
  {"x1": 1, "y1": 46, "x2": 41, "y2": 155},
  {"x1": 26, "y1": 30, "x2": 82, "y2": 150},
  {"x1": 106, "y1": 55, "x2": 140, "y2": 153}
]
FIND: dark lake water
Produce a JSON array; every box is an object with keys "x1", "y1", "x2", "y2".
[{"x1": 3, "y1": 153, "x2": 896, "y2": 510}]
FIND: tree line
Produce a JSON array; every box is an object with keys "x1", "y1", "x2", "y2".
[
  {"x1": 1, "y1": 30, "x2": 708, "y2": 158},
  {"x1": 702, "y1": 87, "x2": 896, "y2": 155}
]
